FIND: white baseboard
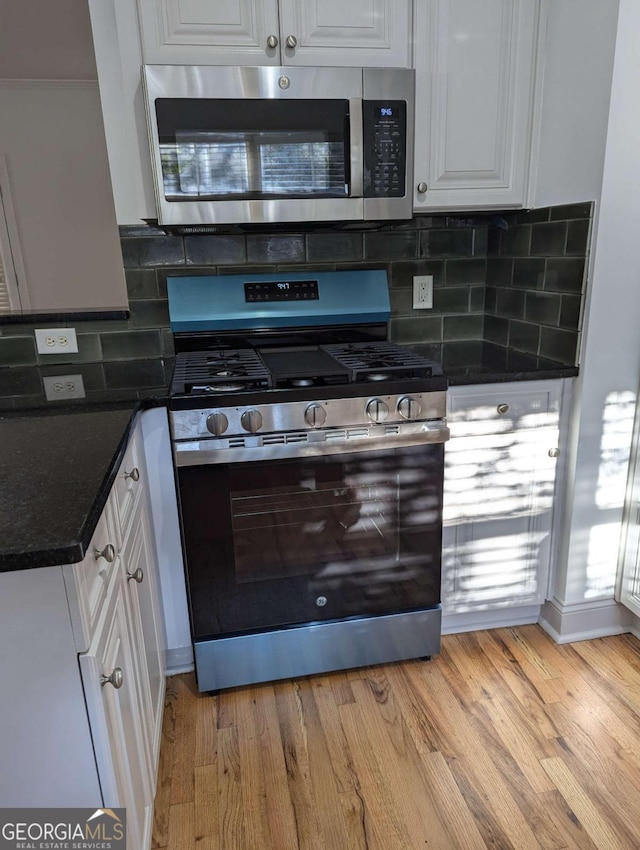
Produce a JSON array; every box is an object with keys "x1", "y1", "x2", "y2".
[
  {"x1": 538, "y1": 597, "x2": 634, "y2": 644},
  {"x1": 165, "y1": 644, "x2": 194, "y2": 675},
  {"x1": 442, "y1": 604, "x2": 541, "y2": 635}
]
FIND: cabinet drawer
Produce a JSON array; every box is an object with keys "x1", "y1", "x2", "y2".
[
  {"x1": 447, "y1": 389, "x2": 556, "y2": 435},
  {"x1": 63, "y1": 502, "x2": 119, "y2": 652},
  {"x1": 112, "y1": 423, "x2": 143, "y2": 541}
]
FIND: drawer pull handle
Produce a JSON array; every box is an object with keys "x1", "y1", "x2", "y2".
[
  {"x1": 124, "y1": 467, "x2": 140, "y2": 482},
  {"x1": 101, "y1": 668, "x2": 123, "y2": 689},
  {"x1": 497, "y1": 403, "x2": 510, "y2": 415},
  {"x1": 94, "y1": 543, "x2": 116, "y2": 563},
  {"x1": 127, "y1": 567, "x2": 144, "y2": 584},
  {"x1": 548, "y1": 448, "x2": 560, "y2": 458}
]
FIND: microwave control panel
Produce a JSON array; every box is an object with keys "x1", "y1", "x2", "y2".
[{"x1": 363, "y1": 101, "x2": 407, "y2": 199}]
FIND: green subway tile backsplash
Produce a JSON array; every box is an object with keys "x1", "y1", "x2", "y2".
[
  {"x1": 100, "y1": 330, "x2": 163, "y2": 361},
  {"x1": 0, "y1": 205, "x2": 593, "y2": 399},
  {"x1": 0, "y1": 336, "x2": 37, "y2": 367}
]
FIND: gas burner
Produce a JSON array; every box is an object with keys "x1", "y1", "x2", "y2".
[
  {"x1": 212, "y1": 369, "x2": 246, "y2": 378},
  {"x1": 365, "y1": 372, "x2": 392, "y2": 382},
  {"x1": 191, "y1": 383, "x2": 248, "y2": 393}
]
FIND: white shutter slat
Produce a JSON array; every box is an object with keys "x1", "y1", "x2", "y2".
[{"x1": 0, "y1": 253, "x2": 11, "y2": 313}]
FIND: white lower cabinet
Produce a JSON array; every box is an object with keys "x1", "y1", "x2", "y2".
[
  {"x1": 0, "y1": 414, "x2": 166, "y2": 850},
  {"x1": 76, "y1": 416, "x2": 166, "y2": 850},
  {"x1": 442, "y1": 380, "x2": 563, "y2": 618}
]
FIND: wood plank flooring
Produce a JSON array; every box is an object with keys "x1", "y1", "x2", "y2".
[{"x1": 151, "y1": 625, "x2": 640, "y2": 849}]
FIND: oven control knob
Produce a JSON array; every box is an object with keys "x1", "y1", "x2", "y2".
[
  {"x1": 397, "y1": 396, "x2": 422, "y2": 421},
  {"x1": 304, "y1": 403, "x2": 326, "y2": 428},
  {"x1": 206, "y1": 412, "x2": 229, "y2": 436},
  {"x1": 366, "y1": 398, "x2": 389, "y2": 423},
  {"x1": 241, "y1": 409, "x2": 263, "y2": 433}
]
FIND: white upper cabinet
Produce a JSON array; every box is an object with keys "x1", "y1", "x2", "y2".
[
  {"x1": 413, "y1": 0, "x2": 540, "y2": 211},
  {"x1": 137, "y1": 0, "x2": 412, "y2": 67}
]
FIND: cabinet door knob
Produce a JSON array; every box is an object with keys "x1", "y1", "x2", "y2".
[
  {"x1": 286, "y1": 34, "x2": 297, "y2": 48},
  {"x1": 497, "y1": 403, "x2": 510, "y2": 415},
  {"x1": 417, "y1": 182, "x2": 428, "y2": 194},
  {"x1": 100, "y1": 668, "x2": 123, "y2": 689},
  {"x1": 94, "y1": 543, "x2": 116, "y2": 563},
  {"x1": 266, "y1": 34, "x2": 278, "y2": 48},
  {"x1": 548, "y1": 448, "x2": 560, "y2": 458},
  {"x1": 124, "y1": 467, "x2": 139, "y2": 482},
  {"x1": 127, "y1": 567, "x2": 144, "y2": 584}
]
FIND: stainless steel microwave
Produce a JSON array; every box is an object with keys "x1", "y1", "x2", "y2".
[{"x1": 142, "y1": 65, "x2": 414, "y2": 227}]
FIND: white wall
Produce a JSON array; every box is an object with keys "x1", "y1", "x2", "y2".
[
  {"x1": 550, "y1": 0, "x2": 640, "y2": 618},
  {"x1": 0, "y1": 82, "x2": 127, "y2": 312},
  {"x1": 0, "y1": 0, "x2": 97, "y2": 80},
  {"x1": 531, "y1": 0, "x2": 619, "y2": 208}
]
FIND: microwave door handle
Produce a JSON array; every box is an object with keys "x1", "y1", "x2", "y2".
[{"x1": 349, "y1": 98, "x2": 364, "y2": 197}]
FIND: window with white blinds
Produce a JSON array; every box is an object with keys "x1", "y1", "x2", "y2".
[
  {"x1": 0, "y1": 251, "x2": 10, "y2": 313},
  {"x1": 0, "y1": 165, "x2": 23, "y2": 313}
]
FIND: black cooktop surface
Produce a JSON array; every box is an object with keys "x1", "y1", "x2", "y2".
[{"x1": 170, "y1": 341, "x2": 444, "y2": 398}]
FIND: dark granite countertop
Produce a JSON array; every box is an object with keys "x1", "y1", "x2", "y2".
[
  {"x1": 0, "y1": 344, "x2": 577, "y2": 572},
  {"x1": 407, "y1": 341, "x2": 578, "y2": 385},
  {"x1": 0, "y1": 405, "x2": 139, "y2": 572}
]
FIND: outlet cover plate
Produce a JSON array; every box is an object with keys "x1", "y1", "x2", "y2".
[
  {"x1": 412, "y1": 275, "x2": 434, "y2": 309},
  {"x1": 35, "y1": 328, "x2": 78, "y2": 354},
  {"x1": 43, "y1": 374, "x2": 85, "y2": 401}
]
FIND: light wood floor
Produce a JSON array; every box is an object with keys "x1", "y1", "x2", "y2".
[{"x1": 151, "y1": 625, "x2": 640, "y2": 850}]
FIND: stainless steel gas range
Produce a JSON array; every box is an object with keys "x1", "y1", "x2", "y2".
[{"x1": 167, "y1": 269, "x2": 449, "y2": 692}]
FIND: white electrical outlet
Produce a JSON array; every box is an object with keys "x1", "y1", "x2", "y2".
[
  {"x1": 43, "y1": 374, "x2": 85, "y2": 401},
  {"x1": 412, "y1": 275, "x2": 434, "y2": 309},
  {"x1": 35, "y1": 327, "x2": 78, "y2": 354}
]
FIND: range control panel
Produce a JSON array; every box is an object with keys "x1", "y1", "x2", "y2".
[{"x1": 363, "y1": 100, "x2": 407, "y2": 198}]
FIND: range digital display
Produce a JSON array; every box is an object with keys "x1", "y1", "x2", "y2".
[{"x1": 245, "y1": 280, "x2": 319, "y2": 302}]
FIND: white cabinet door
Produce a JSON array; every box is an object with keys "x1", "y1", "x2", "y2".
[
  {"x1": 443, "y1": 381, "x2": 561, "y2": 614},
  {"x1": 619, "y1": 513, "x2": 640, "y2": 618},
  {"x1": 278, "y1": 0, "x2": 411, "y2": 67},
  {"x1": 137, "y1": 0, "x2": 411, "y2": 66},
  {"x1": 413, "y1": 0, "x2": 540, "y2": 211},
  {"x1": 137, "y1": 0, "x2": 281, "y2": 65},
  {"x1": 121, "y1": 495, "x2": 166, "y2": 784},
  {"x1": 618, "y1": 397, "x2": 640, "y2": 619},
  {"x1": 79, "y1": 571, "x2": 154, "y2": 850}
]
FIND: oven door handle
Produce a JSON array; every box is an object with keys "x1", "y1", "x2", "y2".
[{"x1": 174, "y1": 424, "x2": 450, "y2": 467}]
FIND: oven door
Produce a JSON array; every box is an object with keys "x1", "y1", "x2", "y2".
[{"x1": 176, "y1": 442, "x2": 444, "y2": 640}]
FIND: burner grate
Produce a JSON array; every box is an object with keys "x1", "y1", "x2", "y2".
[
  {"x1": 171, "y1": 349, "x2": 272, "y2": 394},
  {"x1": 321, "y1": 342, "x2": 435, "y2": 381}
]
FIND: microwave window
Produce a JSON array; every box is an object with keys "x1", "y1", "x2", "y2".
[{"x1": 155, "y1": 98, "x2": 350, "y2": 202}]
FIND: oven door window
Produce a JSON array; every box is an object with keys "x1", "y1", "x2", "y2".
[
  {"x1": 178, "y1": 444, "x2": 443, "y2": 638},
  {"x1": 155, "y1": 98, "x2": 350, "y2": 201}
]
